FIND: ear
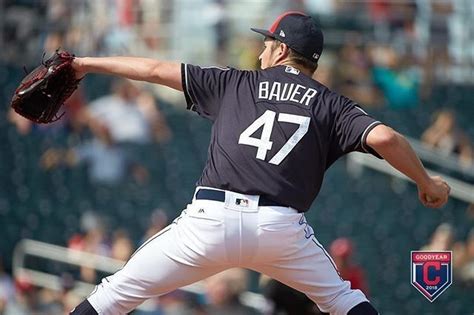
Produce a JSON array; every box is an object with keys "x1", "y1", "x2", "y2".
[{"x1": 274, "y1": 42, "x2": 290, "y2": 63}]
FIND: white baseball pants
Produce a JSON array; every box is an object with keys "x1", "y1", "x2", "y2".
[{"x1": 87, "y1": 187, "x2": 368, "y2": 315}]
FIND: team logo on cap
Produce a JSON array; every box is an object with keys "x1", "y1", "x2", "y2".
[
  {"x1": 411, "y1": 251, "x2": 452, "y2": 302},
  {"x1": 312, "y1": 53, "x2": 320, "y2": 60},
  {"x1": 279, "y1": 30, "x2": 286, "y2": 37}
]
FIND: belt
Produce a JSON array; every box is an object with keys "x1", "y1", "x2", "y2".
[{"x1": 195, "y1": 188, "x2": 287, "y2": 208}]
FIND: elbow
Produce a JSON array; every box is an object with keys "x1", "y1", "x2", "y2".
[{"x1": 366, "y1": 125, "x2": 399, "y2": 150}]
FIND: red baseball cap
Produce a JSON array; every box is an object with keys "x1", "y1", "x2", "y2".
[{"x1": 251, "y1": 11, "x2": 324, "y2": 62}]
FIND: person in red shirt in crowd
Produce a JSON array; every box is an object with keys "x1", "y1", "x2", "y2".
[{"x1": 330, "y1": 238, "x2": 370, "y2": 296}]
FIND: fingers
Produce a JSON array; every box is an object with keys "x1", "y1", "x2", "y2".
[
  {"x1": 418, "y1": 176, "x2": 451, "y2": 209},
  {"x1": 419, "y1": 192, "x2": 434, "y2": 208},
  {"x1": 445, "y1": 182, "x2": 451, "y2": 195},
  {"x1": 420, "y1": 196, "x2": 440, "y2": 208},
  {"x1": 420, "y1": 195, "x2": 438, "y2": 208},
  {"x1": 423, "y1": 193, "x2": 448, "y2": 209},
  {"x1": 425, "y1": 198, "x2": 445, "y2": 209},
  {"x1": 419, "y1": 191, "x2": 449, "y2": 209},
  {"x1": 437, "y1": 179, "x2": 451, "y2": 195}
]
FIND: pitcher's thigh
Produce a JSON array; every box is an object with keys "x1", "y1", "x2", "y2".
[
  {"x1": 87, "y1": 225, "x2": 226, "y2": 315},
  {"x1": 256, "y1": 237, "x2": 368, "y2": 315}
]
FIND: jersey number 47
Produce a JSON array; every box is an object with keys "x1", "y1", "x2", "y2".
[{"x1": 238, "y1": 110, "x2": 310, "y2": 165}]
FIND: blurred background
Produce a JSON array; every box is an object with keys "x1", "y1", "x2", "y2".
[{"x1": 0, "y1": 0, "x2": 473, "y2": 314}]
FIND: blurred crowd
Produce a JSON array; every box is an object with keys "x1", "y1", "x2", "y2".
[
  {"x1": 421, "y1": 109, "x2": 472, "y2": 169},
  {"x1": 3, "y1": 0, "x2": 473, "y2": 171},
  {"x1": 9, "y1": 77, "x2": 171, "y2": 186},
  {"x1": 421, "y1": 221, "x2": 474, "y2": 286},
  {"x1": 1, "y1": 0, "x2": 173, "y2": 62},
  {"x1": 1, "y1": 0, "x2": 474, "y2": 314},
  {"x1": 2, "y1": 0, "x2": 473, "y2": 81}
]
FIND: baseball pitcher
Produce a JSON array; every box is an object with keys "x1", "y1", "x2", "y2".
[{"x1": 68, "y1": 12, "x2": 450, "y2": 315}]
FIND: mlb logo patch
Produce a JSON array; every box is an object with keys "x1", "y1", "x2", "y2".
[
  {"x1": 285, "y1": 66, "x2": 300, "y2": 75},
  {"x1": 411, "y1": 251, "x2": 452, "y2": 302},
  {"x1": 235, "y1": 198, "x2": 249, "y2": 207}
]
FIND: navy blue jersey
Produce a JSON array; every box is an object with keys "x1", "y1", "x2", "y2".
[{"x1": 182, "y1": 64, "x2": 382, "y2": 211}]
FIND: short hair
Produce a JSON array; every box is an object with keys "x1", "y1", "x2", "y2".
[{"x1": 271, "y1": 39, "x2": 318, "y2": 73}]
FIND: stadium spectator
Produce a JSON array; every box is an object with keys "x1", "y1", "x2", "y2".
[
  {"x1": 368, "y1": 0, "x2": 417, "y2": 49},
  {"x1": 203, "y1": 0, "x2": 230, "y2": 65},
  {"x1": 422, "y1": 223, "x2": 474, "y2": 286},
  {"x1": 421, "y1": 109, "x2": 473, "y2": 168},
  {"x1": 110, "y1": 229, "x2": 134, "y2": 261},
  {"x1": 370, "y1": 45, "x2": 420, "y2": 109},
  {"x1": 7, "y1": 107, "x2": 32, "y2": 135},
  {"x1": 57, "y1": 272, "x2": 82, "y2": 314},
  {"x1": 426, "y1": 0, "x2": 453, "y2": 80},
  {"x1": 458, "y1": 228, "x2": 474, "y2": 286},
  {"x1": 141, "y1": 208, "x2": 169, "y2": 243},
  {"x1": 204, "y1": 269, "x2": 259, "y2": 315},
  {"x1": 68, "y1": 212, "x2": 110, "y2": 283},
  {"x1": 71, "y1": 78, "x2": 171, "y2": 182},
  {"x1": 3, "y1": 275, "x2": 55, "y2": 315},
  {"x1": 329, "y1": 238, "x2": 370, "y2": 296},
  {"x1": 39, "y1": 125, "x2": 149, "y2": 185},
  {"x1": 334, "y1": 35, "x2": 382, "y2": 108},
  {"x1": 161, "y1": 290, "x2": 205, "y2": 315},
  {"x1": 466, "y1": 203, "x2": 474, "y2": 220},
  {"x1": 82, "y1": 79, "x2": 171, "y2": 145},
  {"x1": 420, "y1": 222, "x2": 455, "y2": 251},
  {"x1": 2, "y1": 3, "x2": 42, "y2": 66},
  {"x1": 62, "y1": 291, "x2": 83, "y2": 315}
]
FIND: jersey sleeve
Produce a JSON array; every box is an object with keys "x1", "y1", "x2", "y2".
[
  {"x1": 181, "y1": 63, "x2": 242, "y2": 121},
  {"x1": 332, "y1": 95, "x2": 383, "y2": 158}
]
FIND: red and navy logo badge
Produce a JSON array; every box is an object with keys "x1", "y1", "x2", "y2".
[{"x1": 411, "y1": 251, "x2": 452, "y2": 302}]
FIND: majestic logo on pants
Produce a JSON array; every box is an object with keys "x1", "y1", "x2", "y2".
[{"x1": 411, "y1": 251, "x2": 452, "y2": 302}]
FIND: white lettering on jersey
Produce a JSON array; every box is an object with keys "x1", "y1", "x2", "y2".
[
  {"x1": 280, "y1": 83, "x2": 294, "y2": 101},
  {"x1": 290, "y1": 84, "x2": 304, "y2": 103},
  {"x1": 259, "y1": 81, "x2": 269, "y2": 99},
  {"x1": 300, "y1": 88, "x2": 318, "y2": 106},
  {"x1": 239, "y1": 110, "x2": 310, "y2": 165},
  {"x1": 258, "y1": 81, "x2": 318, "y2": 106},
  {"x1": 269, "y1": 82, "x2": 281, "y2": 101}
]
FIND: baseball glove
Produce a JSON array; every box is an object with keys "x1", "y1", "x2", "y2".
[{"x1": 10, "y1": 49, "x2": 82, "y2": 124}]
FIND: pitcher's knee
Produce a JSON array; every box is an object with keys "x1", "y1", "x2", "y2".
[{"x1": 87, "y1": 276, "x2": 146, "y2": 315}]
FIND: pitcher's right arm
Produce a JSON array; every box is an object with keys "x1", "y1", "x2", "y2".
[{"x1": 366, "y1": 124, "x2": 450, "y2": 208}]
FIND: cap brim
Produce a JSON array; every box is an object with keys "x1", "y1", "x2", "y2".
[{"x1": 250, "y1": 28, "x2": 274, "y2": 38}]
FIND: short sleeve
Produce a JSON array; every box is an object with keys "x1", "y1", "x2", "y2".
[
  {"x1": 181, "y1": 63, "x2": 242, "y2": 121},
  {"x1": 333, "y1": 95, "x2": 383, "y2": 158}
]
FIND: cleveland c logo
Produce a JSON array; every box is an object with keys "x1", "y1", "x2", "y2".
[{"x1": 411, "y1": 251, "x2": 452, "y2": 302}]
